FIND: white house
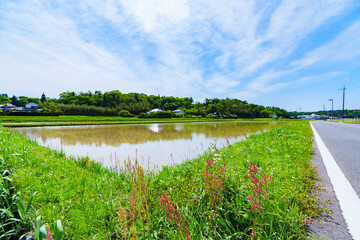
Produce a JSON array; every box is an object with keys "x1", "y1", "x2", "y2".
[
  {"x1": 147, "y1": 108, "x2": 164, "y2": 113},
  {"x1": 23, "y1": 102, "x2": 42, "y2": 113},
  {"x1": 173, "y1": 109, "x2": 184, "y2": 117},
  {"x1": 297, "y1": 114, "x2": 319, "y2": 120},
  {"x1": 25, "y1": 102, "x2": 39, "y2": 109}
]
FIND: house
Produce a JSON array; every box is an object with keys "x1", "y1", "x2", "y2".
[
  {"x1": 147, "y1": 108, "x2": 164, "y2": 114},
  {"x1": 0, "y1": 103, "x2": 17, "y2": 112},
  {"x1": 173, "y1": 109, "x2": 184, "y2": 117},
  {"x1": 269, "y1": 114, "x2": 278, "y2": 119},
  {"x1": 22, "y1": 102, "x2": 42, "y2": 113},
  {"x1": 297, "y1": 114, "x2": 319, "y2": 120},
  {"x1": 0, "y1": 103, "x2": 16, "y2": 110},
  {"x1": 25, "y1": 102, "x2": 39, "y2": 109},
  {"x1": 0, "y1": 102, "x2": 42, "y2": 113}
]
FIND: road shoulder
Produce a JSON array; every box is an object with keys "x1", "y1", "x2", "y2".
[{"x1": 305, "y1": 136, "x2": 352, "y2": 240}]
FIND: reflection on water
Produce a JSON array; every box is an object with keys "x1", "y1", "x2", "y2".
[{"x1": 12, "y1": 121, "x2": 279, "y2": 169}]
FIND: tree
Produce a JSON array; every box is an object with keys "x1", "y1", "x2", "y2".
[
  {"x1": 11, "y1": 95, "x2": 19, "y2": 105},
  {"x1": 59, "y1": 91, "x2": 77, "y2": 104},
  {"x1": 0, "y1": 95, "x2": 10, "y2": 104},
  {"x1": 41, "y1": 93, "x2": 47, "y2": 102},
  {"x1": 18, "y1": 96, "x2": 29, "y2": 106}
]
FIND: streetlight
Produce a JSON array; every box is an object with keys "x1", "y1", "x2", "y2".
[{"x1": 329, "y1": 98, "x2": 334, "y2": 119}]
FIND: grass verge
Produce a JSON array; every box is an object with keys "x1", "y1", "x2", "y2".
[
  {"x1": 1, "y1": 153, "x2": 34, "y2": 239},
  {"x1": 1, "y1": 121, "x2": 321, "y2": 239},
  {"x1": 0, "y1": 116, "x2": 287, "y2": 128}
]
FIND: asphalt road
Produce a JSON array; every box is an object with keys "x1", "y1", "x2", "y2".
[
  {"x1": 307, "y1": 121, "x2": 360, "y2": 240},
  {"x1": 312, "y1": 121, "x2": 360, "y2": 197}
]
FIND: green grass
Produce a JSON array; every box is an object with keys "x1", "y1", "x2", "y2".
[
  {"x1": 0, "y1": 115, "x2": 288, "y2": 128},
  {"x1": 327, "y1": 118, "x2": 360, "y2": 124},
  {"x1": 0, "y1": 121, "x2": 321, "y2": 239},
  {"x1": 1, "y1": 153, "x2": 35, "y2": 239},
  {"x1": 341, "y1": 118, "x2": 360, "y2": 124}
]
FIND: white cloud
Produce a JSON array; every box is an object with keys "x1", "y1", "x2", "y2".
[
  {"x1": 292, "y1": 20, "x2": 360, "y2": 68},
  {"x1": 267, "y1": 0, "x2": 350, "y2": 45},
  {"x1": 0, "y1": 1, "x2": 144, "y2": 97},
  {"x1": 0, "y1": 0, "x2": 357, "y2": 108},
  {"x1": 121, "y1": 0, "x2": 190, "y2": 32}
]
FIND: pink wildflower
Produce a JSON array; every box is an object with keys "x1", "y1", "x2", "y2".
[{"x1": 159, "y1": 190, "x2": 190, "y2": 240}]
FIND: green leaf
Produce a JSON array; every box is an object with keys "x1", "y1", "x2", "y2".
[
  {"x1": 53, "y1": 220, "x2": 63, "y2": 240},
  {"x1": 2, "y1": 176, "x2": 13, "y2": 182},
  {"x1": 35, "y1": 216, "x2": 42, "y2": 240},
  {"x1": 26, "y1": 191, "x2": 37, "y2": 214},
  {"x1": 39, "y1": 224, "x2": 47, "y2": 240},
  {"x1": 16, "y1": 192, "x2": 25, "y2": 220}
]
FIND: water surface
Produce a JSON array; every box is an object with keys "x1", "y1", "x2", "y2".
[{"x1": 12, "y1": 121, "x2": 279, "y2": 169}]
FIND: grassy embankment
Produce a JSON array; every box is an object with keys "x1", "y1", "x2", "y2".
[
  {"x1": 0, "y1": 121, "x2": 323, "y2": 239},
  {"x1": 0, "y1": 115, "x2": 286, "y2": 128},
  {"x1": 340, "y1": 118, "x2": 360, "y2": 124}
]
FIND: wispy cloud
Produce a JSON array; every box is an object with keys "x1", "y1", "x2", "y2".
[
  {"x1": 291, "y1": 20, "x2": 360, "y2": 68},
  {"x1": 0, "y1": 0, "x2": 359, "y2": 110}
]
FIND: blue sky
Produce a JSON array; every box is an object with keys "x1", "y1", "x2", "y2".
[{"x1": 1, "y1": 0, "x2": 360, "y2": 112}]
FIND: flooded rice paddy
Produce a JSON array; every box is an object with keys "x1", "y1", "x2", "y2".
[{"x1": 12, "y1": 121, "x2": 279, "y2": 169}]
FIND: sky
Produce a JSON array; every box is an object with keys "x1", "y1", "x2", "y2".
[{"x1": 1, "y1": 0, "x2": 360, "y2": 112}]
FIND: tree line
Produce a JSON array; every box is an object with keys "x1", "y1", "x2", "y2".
[
  {"x1": 1, "y1": 91, "x2": 290, "y2": 118},
  {"x1": 291, "y1": 109, "x2": 360, "y2": 119}
]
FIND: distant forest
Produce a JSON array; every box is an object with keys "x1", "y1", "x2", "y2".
[
  {"x1": 1, "y1": 91, "x2": 290, "y2": 118},
  {"x1": 291, "y1": 110, "x2": 360, "y2": 119}
]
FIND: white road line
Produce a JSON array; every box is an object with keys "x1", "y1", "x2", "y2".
[{"x1": 310, "y1": 122, "x2": 360, "y2": 240}]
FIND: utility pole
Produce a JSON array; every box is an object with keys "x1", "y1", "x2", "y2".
[
  {"x1": 339, "y1": 86, "x2": 346, "y2": 120},
  {"x1": 329, "y1": 98, "x2": 333, "y2": 119}
]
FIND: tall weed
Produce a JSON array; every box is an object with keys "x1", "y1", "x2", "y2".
[{"x1": 1, "y1": 122, "x2": 324, "y2": 239}]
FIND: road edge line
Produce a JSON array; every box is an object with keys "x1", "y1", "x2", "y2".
[{"x1": 310, "y1": 122, "x2": 360, "y2": 240}]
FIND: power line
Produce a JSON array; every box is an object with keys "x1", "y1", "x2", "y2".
[
  {"x1": 344, "y1": 64, "x2": 360, "y2": 88},
  {"x1": 346, "y1": 73, "x2": 360, "y2": 88},
  {"x1": 346, "y1": 71, "x2": 360, "y2": 92}
]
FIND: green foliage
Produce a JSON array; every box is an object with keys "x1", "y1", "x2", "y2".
[
  {"x1": 291, "y1": 109, "x2": 360, "y2": 118},
  {"x1": 118, "y1": 110, "x2": 135, "y2": 117},
  {"x1": 0, "y1": 95, "x2": 11, "y2": 104},
  {"x1": 35, "y1": 216, "x2": 63, "y2": 240},
  {"x1": 0, "y1": 122, "x2": 322, "y2": 239},
  {"x1": 0, "y1": 155, "x2": 34, "y2": 239},
  {"x1": 138, "y1": 110, "x2": 180, "y2": 118},
  {"x1": 52, "y1": 103, "x2": 117, "y2": 116},
  {"x1": 41, "y1": 93, "x2": 47, "y2": 103},
  {"x1": 7, "y1": 91, "x2": 291, "y2": 118},
  {"x1": 206, "y1": 113, "x2": 218, "y2": 118},
  {"x1": 11, "y1": 95, "x2": 19, "y2": 105}
]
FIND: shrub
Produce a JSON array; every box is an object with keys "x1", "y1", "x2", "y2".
[
  {"x1": 138, "y1": 110, "x2": 180, "y2": 118},
  {"x1": 118, "y1": 110, "x2": 135, "y2": 118},
  {"x1": 206, "y1": 113, "x2": 217, "y2": 119}
]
